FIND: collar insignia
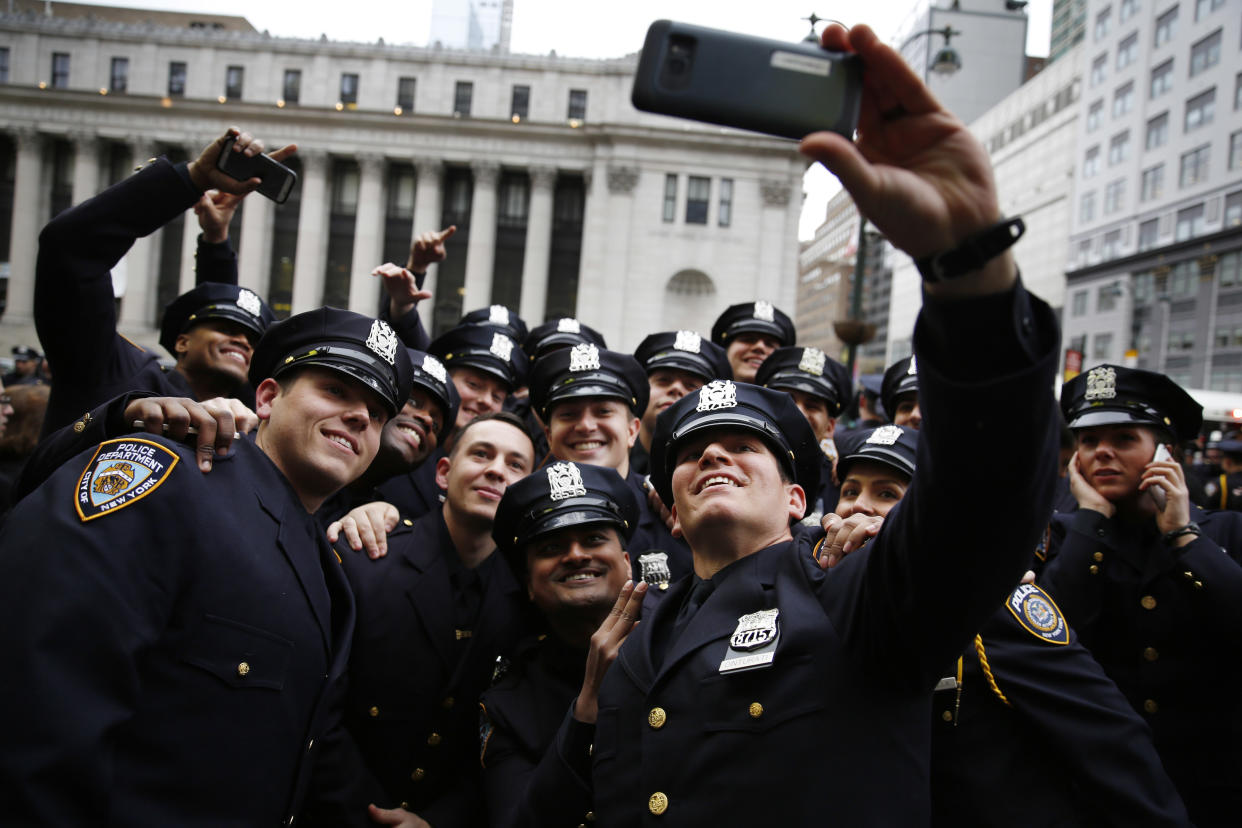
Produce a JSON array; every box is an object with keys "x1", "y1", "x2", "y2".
[
  {"x1": 1085, "y1": 366, "x2": 1117, "y2": 401},
  {"x1": 798, "y1": 347, "x2": 826, "y2": 376},
  {"x1": 696, "y1": 380, "x2": 737, "y2": 412},
  {"x1": 546, "y1": 461, "x2": 586, "y2": 501},
  {"x1": 235, "y1": 288, "x2": 262, "y2": 317},
  {"x1": 76, "y1": 438, "x2": 180, "y2": 522},
  {"x1": 366, "y1": 320, "x2": 398, "y2": 365},
  {"x1": 1006, "y1": 584, "x2": 1069, "y2": 645},
  {"x1": 867, "y1": 425, "x2": 903, "y2": 446},
  {"x1": 557, "y1": 317, "x2": 581, "y2": 333},
  {"x1": 569, "y1": 343, "x2": 601, "y2": 372},
  {"x1": 752, "y1": 300, "x2": 775, "y2": 322},
  {"x1": 674, "y1": 330, "x2": 702, "y2": 353},
  {"x1": 490, "y1": 333, "x2": 514, "y2": 362},
  {"x1": 422, "y1": 354, "x2": 447, "y2": 384}
]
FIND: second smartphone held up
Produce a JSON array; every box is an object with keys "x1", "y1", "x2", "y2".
[{"x1": 214, "y1": 137, "x2": 298, "y2": 204}]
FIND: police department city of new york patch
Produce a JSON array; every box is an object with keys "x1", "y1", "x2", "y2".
[
  {"x1": 1005, "y1": 583, "x2": 1069, "y2": 645},
  {"x1": 75, "y1": 438, "x2": 179, "y2": 522}
]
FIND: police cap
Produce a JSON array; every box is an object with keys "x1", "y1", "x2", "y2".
[
  {"x1": 11, "y1": 346, "x2": 41, "y2": 361},
  {"x1": 710, "y1": 301, "x2": 796, "y2": 348},
  {"x1": 528, "y1": 345, "x2": 648, "y2": 420},
  {"x1": 458, "y1": 304, "x2": 528, "y2": 343},
  {"x1": 249, "y1": 307, "x2": 414, "y2": 418},
  {"x1": 1060, "y1": 364, "x2": 1202, "y2": 441},
  {"x1": 755, "y1": 346, "x2": 853, "y2": 417},
  {"x1": 406, "y1": 348, "x2": 460, "y2": 442},
  {"x1": 836, "y1": 424, "x2": 918, "y2": 481},
  {"x1": 524, "y1": 317, "x2": 607, "y2": 363},
  {"x1": 429, "y1": 325, "x2": 528, "y2": 391},
  {"x1": 634, "y1": 331, "x2": 731, "y2": 383},
  {"x1": 493, "y1": 461, "x2": 638, "y2": 575},
  {"x1": 159, "y1": 282, "x2": 276, "y2": 356},
  {"x1": 881, "y1": 356, "x2": 919, "y2": 420},
  {"x1": 648, "y1": 380, "x2": 821, "y2": 517}
]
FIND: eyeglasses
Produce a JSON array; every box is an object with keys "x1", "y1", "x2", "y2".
[{"x1": 0, "y1": 395, "x2": 11, "y2": 405}]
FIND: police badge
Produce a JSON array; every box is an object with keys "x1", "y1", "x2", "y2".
[
  {"x1": 696, "y1": 380, "x2": 738, "y2": 412},
  {"x1": 673, "y1": 330, "x2": 701, "y2": 353},
  {"x1": 490, "y1": 333, "x2": 514, "y2": 362},
  {"x1": 365, "y1": 320, "x2": 398, "y2": 365},
  {"x1": 1084, "y1": 366, "x2": 1117, "y2": 401},
  {"x1": 720, "y1": 608, "x2": 780, "y2": 674},
  {"x1": 557, "y1": 317, "x2": 581, "y2": 333},
  {"x1": 546, "y1": 462, "x2": 586, "y2": 501},
  {"x1": 422, "y1": 354, "x2": 448, "y2": 384},
  {"x1": 753, "y1": 300, "x2": 775, "y2": 322},
  {"x1": 235, "y1": 288, "x2": 263, "y2": 318},
  {"x1": 798, "y1": 347, "x2": 826, "y2": 376},
  {"x1": 568, "y1": 343, "x2": 601, "y2": 372},
  {"x1": 638, "y1": 551, "x2": 672, "y2": 590}
]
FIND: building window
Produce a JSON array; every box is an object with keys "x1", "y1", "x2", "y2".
[
  {"x1": 51, "y1": 52, "x2": 70, "y2": 88},
  {"x1": 1116, "y1": 33, "x2": 1138, "y2": 70},
  {"x1": 1180, "y1": 145, "x2": 1211, "y2": 187},
  {"x1": 1077, "y1": 239, "x2": 1093, "y2": 265},
  {"x1": 718, "y1": 178, "x2": 733, "y2": 227},
  {"x1": 1120, "y1": 0, "x2": 1139, "y2": 22},
  {"x1": 1236, "y1": 72, "x2": 1242, "y2": 110},
  {"x1": 1154, "y1": 5, "x2": 1177, "y2": 47},
  {"x1": 1084, "y1": 146, "x2": 1101, "y2": 178},
  {"x1": 1194, "y1": 0, "x2": 1224, "y2": 21},
  {"x1": 1112, "y1": 82, "x2": 1134, "y2": 117},
  {"x1": 453, "y1": 81, "x2": 472, "y2": 116},
  {"x1": 499, "y1": 175, "x2": 529, "y2": 225},
  {"x1": 1093, "y1": 332, "x2": 1114, "y2": 359},
  {"x1": 109, "y1": 57, "x2": 128, "y2": 94},
  {"x1": 1220, "y1": 251, "x2": 1240, "y2": 286},
  {"x1": 1141, "y1": 163, "x2": 1165, "y2": 201},
  {"x1": 1175, "y1": 203, "x2": 1206, "y2": 240},
  {"x1": 1104, "y1": 179, "x2": 1126, "y2": 214},
  {"x1": 1094, "y1": 7, "x2": 1111, "y2": 41},
  {"x1": 1227, "y1": 191, "x2": 1242, "y2": 227},
  {"x1": 663, "y1": 174, "x2": 677, "y2": 223},
  {"x1": 1087, "y1": 100, "x2": 1103, "y2": 131},
  {"x1": 168, "y1": 61, "x2": 186, "y2": 97},
  {"x1": 1230, "y1": 131, "x2": 1242, "y2": 170},
  {"x1": 340, "y1": 73, "x2": 359, "y2": 107},
  {"x1": 1108, "y1": 131, "x2": 1130, "y2": 165},
  {"x1": 1081, "y1": 190, "x2": 1097, "y2": 222},
  {"x1": 685, "y1": 176, "x2": 710, "y2": 224},
  {"x1": 1190, "y1": 29, "x2": 1221, "y2": 77},
  {"x1": 1091, "y1": 54, "x2": 1107, "y2": 86},
  {"x1": 1072, "y1": 290, "x2": 1088, "y2": 316},
  {"x1": 283, "y1": 69, "x2": 301, "y2": 104},
  {"x1": 1150, "y1": 59, "x2": 1174, "y2": 98},
  {"x1": 225, "y1": 65, "x2": 244, "y2": 100},
  {"x1": 511, "y1": 84, "x2": 529, "y2": 120},
  {"x1": 1103, "y1": 230, "x2": 1124, "y2": 259},
  {"x1": 0, "y1": 47, "x2": 8, "y2": 84},
  {"x1": 1184, "y1": 88, "x2": 1215, "y2": 132},
  {"x1": 567, "y1": 89, "x2": 587, "y2": 121},
  {"x1": 1145, "y1": 113, "x2": 1169, "y2": 150},
  {"x1": 397, "y1": 77, "x2": 416, "y2": 112},
  {"x1": 1138, "y1": 218, "x2": 1160, "y2": 251}
]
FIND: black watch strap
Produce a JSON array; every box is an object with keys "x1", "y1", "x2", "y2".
[{"x1": 916, "y1": 217, "x2": 1025, "y2": 283}]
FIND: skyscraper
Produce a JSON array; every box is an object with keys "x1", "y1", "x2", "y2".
[{"x1": 429, "y1": 0, "x2": 513, "y2": 52}]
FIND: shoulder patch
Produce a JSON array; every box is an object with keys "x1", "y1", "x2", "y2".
[
  {"x1": 1004, "y1": 583, "x2": 1069, "y2": 645},
  {"x1": 75, "y1": 438, "x2": 180, "y2": 522}
]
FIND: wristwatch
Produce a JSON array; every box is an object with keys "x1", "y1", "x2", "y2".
[{"x1": 915, "y1": 217, "x2": 1025, "y2": 283}]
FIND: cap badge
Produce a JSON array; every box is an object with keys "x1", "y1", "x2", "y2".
[
  {"x1": 422, "y1": 354, "x2": 448, "y2": 384},
  {"x1": 696, "y1": 380, "x2": 738, "y2": 412},
  {"x1": 674, "y1": 330, "x2": 702, "y2": 354},
  {"x1": 489, "y1": 305, "x2": 510, "y2": 325},
  {"x1": 866, "y1": 425, "x2": 904, "y2": 446},
  {"x1": 907, "y1": 356, "x2": 918, "y2": 376},
  {"x1": 546, "y1": 461, "x2": 586, "y2": 501},
  {"x1": 1085, "y1": 366, "x2": 1117, "y2": 401},
  {"x1": 366, "y1": 320, "x2": 399, "y2": 365},
  {"x1": 235, "y1": 288, "x2": 263, "y2": 318},
  {"x1": 753, "y1": 300, "x2": 775, "y2": 322},
  {"x1": 639, "y1": 552, "x2": 672, "y2": 590},
  {"x1": 569, "y1": 343, "x2": 600, "y2": 372},
  {"x1": 557, "y1": 318, "x2": 581, "y2": 333},
  {"x1": 798, "y1": 348, "x2": 826, "y2": 376},
  {"x1": 490, "y1": 333, "x2": 514, "y2": 362}
]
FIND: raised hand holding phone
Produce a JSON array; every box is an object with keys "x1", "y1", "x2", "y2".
[{"x1": 1148, "y1": 443, "x2": 1172, "y2": 511}]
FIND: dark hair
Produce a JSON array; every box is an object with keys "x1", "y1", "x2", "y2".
[
  {"x1": 0, "y1": 385, "x2": 50, "y2": 459},
  {"x1": 449, "y1": 411, "x2": 533, "y2": 459}
]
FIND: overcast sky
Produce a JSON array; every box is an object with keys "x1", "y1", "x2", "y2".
[{"x1": 67, "y1": 0, "x2": 1053, "y2": 237}]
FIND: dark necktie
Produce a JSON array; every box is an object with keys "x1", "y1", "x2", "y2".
[{"x1": 670, "y1": 577, "x2": 715, "y2": 645}]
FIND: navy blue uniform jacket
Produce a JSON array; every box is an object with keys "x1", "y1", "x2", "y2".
[
  {"x1": 1041, "y1": 504, "x2": 1242, "y2": 827},
  {"x1": 0, "y1": 433, "x2": 353, "y2": 826},
  {"x1": 589, "y1": 283, "x2": 1062, "y2": 825}
]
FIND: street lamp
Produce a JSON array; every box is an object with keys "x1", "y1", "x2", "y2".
[
  {"x1": 801, "y1": 12, "x2": 848, "y2": 44},
  {"x1": 902, "y1": 25, "x2": 963, "y2": 77}
]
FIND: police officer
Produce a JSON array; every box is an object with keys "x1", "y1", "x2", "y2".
[
  {"x1": 631, "y1": 330, "x2": 731, "y2": 476},
  {"x1": 710, "y1": 300, "x2": 796, "y2": 383},
  {"x1": 524, "y1": 317, "x2": 607, "y2": 365},
  {"x1": 881, "y1": 354, "x2": 921, "y2": 429},
  {"x1": 481, "y1": 461, "x2": 641, "y2": 828},
  {"x1": 35, "y1": 128, "x2": 285, "y2": 436},
  {"x1": 822, "y1": 425, "x2": 1192, "y2": 827},
  {"x1": 579, "y1": 19, "x2": 1061, "y2": 824},
  {"x1": 3, "y1": 346, "x2": 44, "y2": 387},
  {"x1": 836, "y1": 373, "x2": 887, "y2": 438},
  {"x1": 755, "y1": 345, "x2": 852, "y2": 521},
  {"x1": 1190, "y1": 437, "x2": 1242, "y2": 511},
  {"x1": 1041, "y1": 364, "x2": 1242, "y2": 826},
  {"x1": 304, "y1": 412, "x2": 536, "y2": 828},
  {"x1": 0, "y1": 307, "x2": 413, "y2": 826}
]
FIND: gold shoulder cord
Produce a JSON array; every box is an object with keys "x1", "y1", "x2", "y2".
[{"x1": 973, "y1": 634, "x2": 1011, "y2": 707}]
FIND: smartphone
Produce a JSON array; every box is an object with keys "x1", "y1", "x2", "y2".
[
  {"x1": 1149, "y1": 443, "x2": 1172, "y2": 510},
  {"x1": 631, "y1": 20, "x2": 863, "y2": 140},
  {"x1": 214, "y1": 136, "x2": 298, "y2": 204}
]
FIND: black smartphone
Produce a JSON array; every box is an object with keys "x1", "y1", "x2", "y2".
[
  {"x1": 214, "y1": 136, "x2": 298, "y2": 204},
  {"x1": 631, "y1": 20, "x2": 863, "y2": 140}
]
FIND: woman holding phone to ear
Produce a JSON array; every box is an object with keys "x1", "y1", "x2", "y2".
[{"x1": 1041, "y1": 363, "x2": 1242, "y2": 827}]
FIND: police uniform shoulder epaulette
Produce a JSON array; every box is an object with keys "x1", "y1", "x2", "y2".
[
  {"x1": 74, "y1": 436, "x2": 180, "y2": 523},
  {"x1": 1004, "y1": 583, "x2": 1069, "y2": 645}
]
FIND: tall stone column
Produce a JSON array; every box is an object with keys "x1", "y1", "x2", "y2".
[
  {"x1": 290, "y1": 150, "x2": 330, "y2": 314},
  {"x1": 117, "y1": 138, "x2": 160, "y2": 330},
  {"x1": 237, "y1": 188, "x2": 273, "y2": 296},
  {"x1": 518, "y1": 166, "x2": 557, "y2": 324},
  {"x1": 178, "y1": 142, "x2": 204, "y2": 295},
  {"x1": 4, "y1": 128, "x2": 45, "y2": 327},
  {"x1": 412, "y1": 157, "x2": 443, "y2": 332},
  {"x1": 347, "y1": 153, "x2": 386, "y2": 314},
  {"x1": 577, "y1": 162, "x2": 637, "y2": 346},
  {"x1": 462, "y1": 161, "x2": 499, "y2": 312},
  {"x1": 69, "y1": 131, "x2": 101, "y2": 207}
]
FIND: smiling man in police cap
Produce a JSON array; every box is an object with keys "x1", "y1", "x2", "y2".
[
  {"x1": 710, "y1": 300, "x2": 796, "y2": 383},
  {"x1": 0, "y1": 306, "x2": 412, "y2": 826}
]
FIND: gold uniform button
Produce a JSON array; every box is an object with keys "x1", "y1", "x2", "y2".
[
  {"x1": 1193, "y1": 580, "x2": 1204, "y2": 590},
  {"x1": 1092, "y1": 551, "x2": 1104, "y2": 562},
  {"x1": 403, "y1": 519, "x2": 413, "y2": 526},
  {"x1": 1141, "y1": 595, "x2": 1157, "y2": 610},
  {"x1": 411, "y1": 768, "x2": 426, "y2": 782},
  {"x1": 1143, "y1": 647, "x2": 1159, "y2": 662},
  {"x1": 442, "y1": 696, "x2": 455, "y2": 710},
  {"x1": 400, "y1": 801, "x2": 410, "y2": 810},
  {"x1": 307, "y1": 738, "x2": 315, "y2": 751},
  {"x1": 1088, "y1": 565, "x2": 1100, "y2": 575},
  {"x1": 1143, "y1": 699, "x2": 1159, "y2": 714},
  {"x1": 585, "y1": 812, "x2": 595, "y2": 821},
  {"x1": 427, "y1": 732, "x2": 442, "y2": 746},
  {"x1": 368, "y1": 706, "x2": 380, "y2": 717},
  {"x1": 648, "y1": 707, "x2": 667, "y2": 729},
  {"x1": 941, "y1": 710, "x2": 953, "y2": 722},
  {"x1": 648, "y1": 791, "x2": 669, "y2": 815},
  {"x1": 237, "y1": 662, "x2": 251, "y2": 677},
  {"x1": 748, "y1": 702, "x2": 764, "y2": 719}
]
